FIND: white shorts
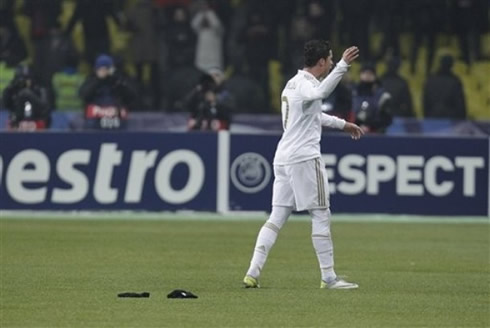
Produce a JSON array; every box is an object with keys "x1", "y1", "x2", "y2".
[{"x1": 272, "y1": 157, "x2": 330, "y2": 211}]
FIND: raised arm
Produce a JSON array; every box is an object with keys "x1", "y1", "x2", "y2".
[
  {"x1": 299, "y1": 60, "x2": 348, "y2": 101},
  {"x1": 204, "y1": 10, "x2": 222, "y2": 31},
  {"x1": 299, "y1": 47, "x2": 359, "y2": 101}
]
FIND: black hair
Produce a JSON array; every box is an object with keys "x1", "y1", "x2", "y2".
[
  {"x1": 360, "y1": 62, "x2": 376, "y2": 75},
  {"x1": 14, "y1": 65, "x2": 33, "y2": 80},
  {"x1": 304, "y1": 40, "x2": 331, "y2": 67},
  {"x1": 439, "y1": 55, "x2": 454, "y2": 72},
  {"x1": 199, "y1": 73, "x2": 217, "y2": 91}
]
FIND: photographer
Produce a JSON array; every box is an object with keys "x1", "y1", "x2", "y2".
[
  {"x1": 2, "y1": 65, "x2": 50, "y2": 131},
  {"x1": 79, "y1": 54, "x2": 137, "y2": 130},
  {"x1": 352, "y1": 64, "x2": 393, "y2": 133},
  {"x1": 185, "y1": 69, "x2": 234, "y2": 131}
]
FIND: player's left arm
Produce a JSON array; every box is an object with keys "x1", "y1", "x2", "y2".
[
  {"x1": 343, "y1": 121, "x2": 364, "y2": 140},
  {"x1": 321, "y1": 113, "x2": 363, "y2": 139},
  {"x1": 321, "y1": 113, "x2": 345, "y2": 130}
]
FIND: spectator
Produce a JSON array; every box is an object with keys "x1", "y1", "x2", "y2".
[
  {"x1": 209, "y1": 0, "x2": 233, "y2": 33},
  {"x1": 153, "y1": 0, "x2": 191, "y2": 10},
  {"x1": 375, "y1": 0, "x2": 404, "y2": 59},
  {"x1": 475, "y1": 0, "x2": 490, "y2": 60},
  {"x1": 22, "y1": 0, "x2": 62, "y2": 88},
  {"x1": 164, "y1": 65, "x2": 202, "y2": 111},
  {"x1": 79, "y1": 54, "x2": 137, "y2": 130},
  {"x1": 381, "y1": 57, "x2": 414, "y2": 117},
  {"x1": 340, "y1": 0, "x2": 372, "y2": 61},
  {"x1": 352, "y1": 64, "x2": 393, "y2": 133},
  {"x1": 224, "y1": 0, "x2": 247, "y2": 70},
  {"x1": 2, "y1": 65, "x2": 50, "y2": 131},
  {"x1": 239, "y1": 10, "x2": 275, "y2": 107},
  {"x1": 166, "y1": 7, "x2": 196, "y2": 68},
  {"x1": 305, "y1": 0, "x2": 334, "y2": 40},
  {"x1": 65, "y1": 0, "x2": 124, "y2": 65},
  {"x1": 126, "y1": 0, "x2": 160, "y2": 109},
  {"x1": 226, "y1": 64, "x2": 266, "y2": 113},
  {"x1": 0, "y1": 61, "x2": 16, "y2": 99},
  {"x1": 185, "y1": 69, "x2": 234, "y2": 131},
  {"x1": 323, "y1": 76, "x2": 354, "y2": 122},
  {"x1": 287, "y1": 12, "x2": 315, "y2": 77},
  {"x1": 423, "y1": 55, "x2": 466, "y2": 119},
  {"x1": 286, "y1": 0, "x2": 333, "y2": 73},
  {"x1": 407, "y1": 0, "x2": 446, "y2": 74},
  {"x1": 191, "y1": 1, "x2": 224, "y2": 72},
  {"x1": 52, "y1": 56, "x2": 83, "y2": 111},
  {"x1": 0, "y1": 0, "x2": 27, "y2": 67},
  {"x1": 451, "y1": 0, "x2": 482, "y2": 65}
]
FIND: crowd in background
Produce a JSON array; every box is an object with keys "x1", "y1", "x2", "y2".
[{"x1": 0, "y1": 0, "x2": 489, "y2": 132}]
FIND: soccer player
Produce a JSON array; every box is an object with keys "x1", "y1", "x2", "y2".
[{"x1": 243, "y1": 40, "x2": 363, "y2": 289}]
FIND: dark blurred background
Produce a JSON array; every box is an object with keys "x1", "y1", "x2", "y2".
[{"x1": 0, "y1": 0, "x2": 489, "y2": 129}]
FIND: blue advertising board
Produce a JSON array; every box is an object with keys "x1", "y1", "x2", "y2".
[
  {"x1": 228, "y1": 133, "x2": 489, "y2": 216},
  {"x1": 0, "y1": 131, "x2": 488, "y2": 215},
  {"x1": 321, "y1": 135, "x2": 489, "y2": 215},
  {"x1": 228, "y1": 134, "x2": 280, "y2": 211},
  {"x1": 0, "y1": 132, "x2": 218, "y2": 211}
]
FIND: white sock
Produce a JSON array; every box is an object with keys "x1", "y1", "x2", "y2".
[
  {"x1": 246, "y1": 206, "x2": 292, "y2": 278},
  {"x1": 310, "y1": 208, "x2": 337, "y2": 283}
]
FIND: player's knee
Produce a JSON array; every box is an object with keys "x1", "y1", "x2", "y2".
[
  {"x1": 263, "y1": 221, "x2": 281, "y2": 234},
  {"x1": 266, "y1": 217, "x2": 286, "y2": 231},
  {"x1": 268, "y1": 206, "x2": 292, "y2": 230},
  {"x1": 310, "y1": 208, "x2": 331, "y2": 236},
  {"x1": 309, "y1": 208, "x2": 330, "y2": 221},
  {"x1": 312, "y1": 220, "x2": 330, "y2": 236}
]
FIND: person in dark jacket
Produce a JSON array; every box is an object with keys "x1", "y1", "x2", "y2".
[
  {"x1": 322, "y1": 76, "x2": 354, "y2": 121},
  {"x1": 65, "y1": 0, "x2": 123, "y2": 65},
  {"x1": 407, "y1": 0, "x2": 446, "y2": 74},
  {"x1": 2, "y1": 65, "x2": 50, "y2": 130},
  {"x1": 423, "y1": 55, "x2": 466, "y2": 119},
  {"x1": 185, "y1": 69, "x2": 234, "y2": 131},
  {"x1": 381, "y1": 57, "x2": 414, "y2": 117},
  {"x1": 451, "y1": 0, "x2": 484, "y2": 65},
  {"x1": 239, "y1": 10, "x2": 275, "y2": 108},
  {"x1": 352, "y1": 64, "x2": 393, "y2": 133},
  {"x1": 23, "y1": 0, "x2": 62, "y2": 85},
  {"x1": 126, "y1": 0, "x2": 160, "y2": 110},
  {"x1": 0, "y1": 0, "x2": 27, "y2": 66},
  {"x1": 79, "y1": 54, "x2": 137, "y2": 130},
  {"x1": 166, "y1": 7, "x2": 196, "y2": 68},
  {"x1": 340, "y1": 0, "x2": 373, "y2": 61}
]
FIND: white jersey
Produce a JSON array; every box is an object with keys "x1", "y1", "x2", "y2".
[{"x1": 273, "y1": 60, "x2": 350, "y2": 165}]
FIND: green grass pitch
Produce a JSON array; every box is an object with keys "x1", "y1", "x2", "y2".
[{"x1": 1, "y1": 215, "x2": 489, "y2": 327}]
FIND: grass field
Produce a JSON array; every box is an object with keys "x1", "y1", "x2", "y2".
[{"x1": 0, "y1": 214, "x2": 489, "y2": 327}]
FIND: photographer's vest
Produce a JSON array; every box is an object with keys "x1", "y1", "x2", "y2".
[
  {"x1": 52, "y1": 71, "x2": 84, "y2": 111},
  {"x1": 352, "y1": 87, "x2": 385, "y2": 122},
  {"x1": 0, "y1": 63, "x2": 15, "y2": 99}
]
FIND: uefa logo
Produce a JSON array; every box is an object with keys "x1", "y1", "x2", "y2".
[{"x1": 230, "y1": 152, "x2": 272, "y2": 193}]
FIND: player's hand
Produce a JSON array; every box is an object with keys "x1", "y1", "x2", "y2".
[
  {"x1": 343, "y1": 122, "x2": 364, "y2": 140},
  {"x1": 342, "y1": 46, "x2": 359, "y2": 65}
]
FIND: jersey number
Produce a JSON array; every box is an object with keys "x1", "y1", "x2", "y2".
[{"x1": 281, "y1": 96, "x2": 289, "y2": 130}]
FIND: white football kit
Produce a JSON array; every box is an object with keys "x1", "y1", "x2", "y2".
[
  {"x1": 272, "y1": 60, "x2": 350, "y2": 211},
  {"x1": 244, "y1": 57, "x2": 360, "y2": 289}
]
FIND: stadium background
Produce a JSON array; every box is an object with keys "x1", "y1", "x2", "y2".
[
  {"x1": 0, "y1": 0, "x2": 489, "y2": 117},
  {"x1": 0, "y1": 1, "x2": 489, "y2": 327}
]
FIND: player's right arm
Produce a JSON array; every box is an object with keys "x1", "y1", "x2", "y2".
[{"x1": 299, "y1": 47, "x2": 359, "y2": 101}]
